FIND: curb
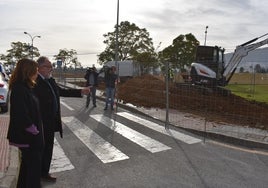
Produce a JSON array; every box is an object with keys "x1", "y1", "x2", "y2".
[{"x1": 177, "y1": 127, "x2": 268, "y2": 150}]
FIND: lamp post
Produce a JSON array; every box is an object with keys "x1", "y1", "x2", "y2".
[
  {"x1": 115, "y1": 0, "x2": 119, "y2": 66},
  {"x1": 24, "y1": 32, "x2": 41, "y2": 59},
  {"x1": 115, "y1": 0, "x2": 120, "y2": 111},
  {"x1": 204, "y1": 26, "x2": 208, "y2": 46}
]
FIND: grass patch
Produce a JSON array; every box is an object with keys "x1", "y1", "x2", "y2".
[{"x1": 226, "y1": 84, "x2": 268, "y2": 103}]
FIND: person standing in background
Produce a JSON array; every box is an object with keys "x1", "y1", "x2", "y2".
[
  {"x1": 104, "y1": 66, "x2": 118, "y2": 110},
  {"x1": 84, "y1": 66, "x2": 100, "y2": 108},
  {"x1": 34, "y1": 56, "x2": 90, "y2": 182},
  {"x1": 7, "y1": 58, "x2": 44, "y2": 188}
]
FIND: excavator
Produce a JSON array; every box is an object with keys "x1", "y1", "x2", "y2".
[{"x1": 190, "y1": 33, "x2": 268, "y2": 88}]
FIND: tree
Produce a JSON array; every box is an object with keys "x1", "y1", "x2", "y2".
[
  {"x1": 136, "y1": 52, "x2": 158, "y2": 74},
  {"x1": 54, "y1": 49, "x2": 81, "y2": 69},
  {"x1": 158, "y1": 33, "x2": 199, "y2": 72},
  {"x1": 254, "y1": 64, "x2": 262, "y2": 73},
  {"x1": 71, "y1": 57, "x2": 81, "y2": 69},
  {"x1": 98, "y1": 21, "x2": 157, "y2": 71},
  {"x1": 239, "y1": 66, "x2": 244, "y2": 73},
  {"x1": 0, "y1": 41, "x2": 40, "y2": 65}
]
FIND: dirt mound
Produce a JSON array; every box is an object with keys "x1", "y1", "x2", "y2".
[{"x1": 118, "y1": 75, "x2": 268, "y2": 130}]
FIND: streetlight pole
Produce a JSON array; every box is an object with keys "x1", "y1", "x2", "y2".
[
  {"x1": 115, "y1": 0, "x2": 119, "y2": 66},
  {"x1": 24, "y1": 31, "x2": 41, "y2": 59},
  {"x1": 204, "y1": 26, "x2": 208, "y2": 46},
  {"x1": 115, "y1": 0, "x2": 120, "y2": 111}
]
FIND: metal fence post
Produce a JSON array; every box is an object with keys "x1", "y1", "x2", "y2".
[{"x1": 165, "y1": 62, "x2": 169, "y2": 129}]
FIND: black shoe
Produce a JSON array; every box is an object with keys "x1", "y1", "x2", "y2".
[
  {"x1": 104, "y1": 107, "x2": 107, "y2": 110},
  {"x1": 41, "y1": 174, "x2": 57, "y2": 182},
  {"x1": 93, "y1": 104, "x2": 97, "y2": 107}
]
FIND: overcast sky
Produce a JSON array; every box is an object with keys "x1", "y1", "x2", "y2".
[{"x1": 1, "y1": 0, "x2": 268, "y2": 67}]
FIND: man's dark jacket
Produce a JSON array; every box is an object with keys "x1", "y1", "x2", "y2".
[
  {"x1": 84, "y1": 69, "x2": 99, "y2": 87},
  {"x1": 34, "y1": 75, "x2": 82, "y2": 138}
]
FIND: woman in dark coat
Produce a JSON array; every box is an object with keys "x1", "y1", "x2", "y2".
[{"x1": 7, "y1": 58, "x2": 44, "y2": 188}]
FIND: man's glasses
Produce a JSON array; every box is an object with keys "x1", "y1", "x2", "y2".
[{"x1": 42, "y1": 65, "x2": 53, "y2": 69}]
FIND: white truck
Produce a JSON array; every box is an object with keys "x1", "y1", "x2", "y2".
[{"x1": 100, "y1": 60, "x2": 140, "y2": 78}]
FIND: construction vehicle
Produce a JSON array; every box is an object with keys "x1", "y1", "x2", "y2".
[{"x1": 190, "y1": 33, "x2": 268, "y2": 87}]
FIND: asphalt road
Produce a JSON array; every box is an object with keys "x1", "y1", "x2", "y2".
[{"x1": 42, "y1": 96, "x2": 268, "y2": 188}]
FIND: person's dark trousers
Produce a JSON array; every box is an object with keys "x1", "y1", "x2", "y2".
[
  {"x1": 41, "y1": 129, "x2": 55, "y2": 177},
  {"x1": 86, "y1": 86, "x2": 97, "y2": 107},
  {"x1": 17, "y1": 148, "x2": 42, "y2": 188},
  {"x1": 91, "y1": 86, "x2": 97, "y2": 106},
  {"x1": 86, "y1": 93, "x2": 90, "y2": 107}
]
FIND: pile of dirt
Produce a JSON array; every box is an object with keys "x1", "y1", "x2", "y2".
[{"x1": 117, "y1": 75, "x2": 268, "y2": 130}]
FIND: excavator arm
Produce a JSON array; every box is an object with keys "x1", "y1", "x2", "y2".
[{"x1": 223, "y1": 33, "x2": 268, "y2": 84}]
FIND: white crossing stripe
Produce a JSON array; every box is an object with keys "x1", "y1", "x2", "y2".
[
  {"x1": 117, "y1": 112, "x2": 201, "y2": 144},
  {"x1": 62, "y1": 116, "x2": 129, "y2": 163},
  {"x1": 50, "y1": 138, "x2": 74, "y2": 173},
  {"x1": 90, "y1": 114, "x2": 171, "y2": 153},
  {"x1": 60, "y1": 100, "x2": 74, "y2": 111}
]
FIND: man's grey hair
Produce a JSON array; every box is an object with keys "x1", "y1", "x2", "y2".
[{"x1": 36, "y1": 56, "x2": 49, "y2": 66}]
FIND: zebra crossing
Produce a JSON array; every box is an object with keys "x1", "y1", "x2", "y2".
[
  {"x1": 62, "y1": 116, "x2": 129, "y2": 163},
  {"x1": 117, "y1": 112, "x2": 201, "y2": 144},
  {"x1": 50, "y1": 139, "x2": 74, "y2": 173},
  {"x1": 50, "y1": 112, "x2": 202, "y2": 173},
  {"x1": 90, "y1": 114, "x2": 171, "y2": 153}
]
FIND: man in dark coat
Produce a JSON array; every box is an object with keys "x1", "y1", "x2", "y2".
[
  {"x1": 34, "y1": 56, "x2": 89, "y2": 182},
  {"x1": 104, "y1": 66, "x2": 118, "y2": 110},
  {"x1": 84, "y1": 66, "x2": 102, "y2": 108}
]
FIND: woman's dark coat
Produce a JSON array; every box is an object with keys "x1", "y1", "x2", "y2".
[{"x1": 7, "y1": 82, "x2": 44, "y2": 149}]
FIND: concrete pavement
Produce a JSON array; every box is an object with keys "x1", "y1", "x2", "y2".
[
  {"x1": 0, "y1": 115, "x2": 18, "y2": 188},
  {"x1": 1, "y1": 81, "x2": 267, "y2": 188}
]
